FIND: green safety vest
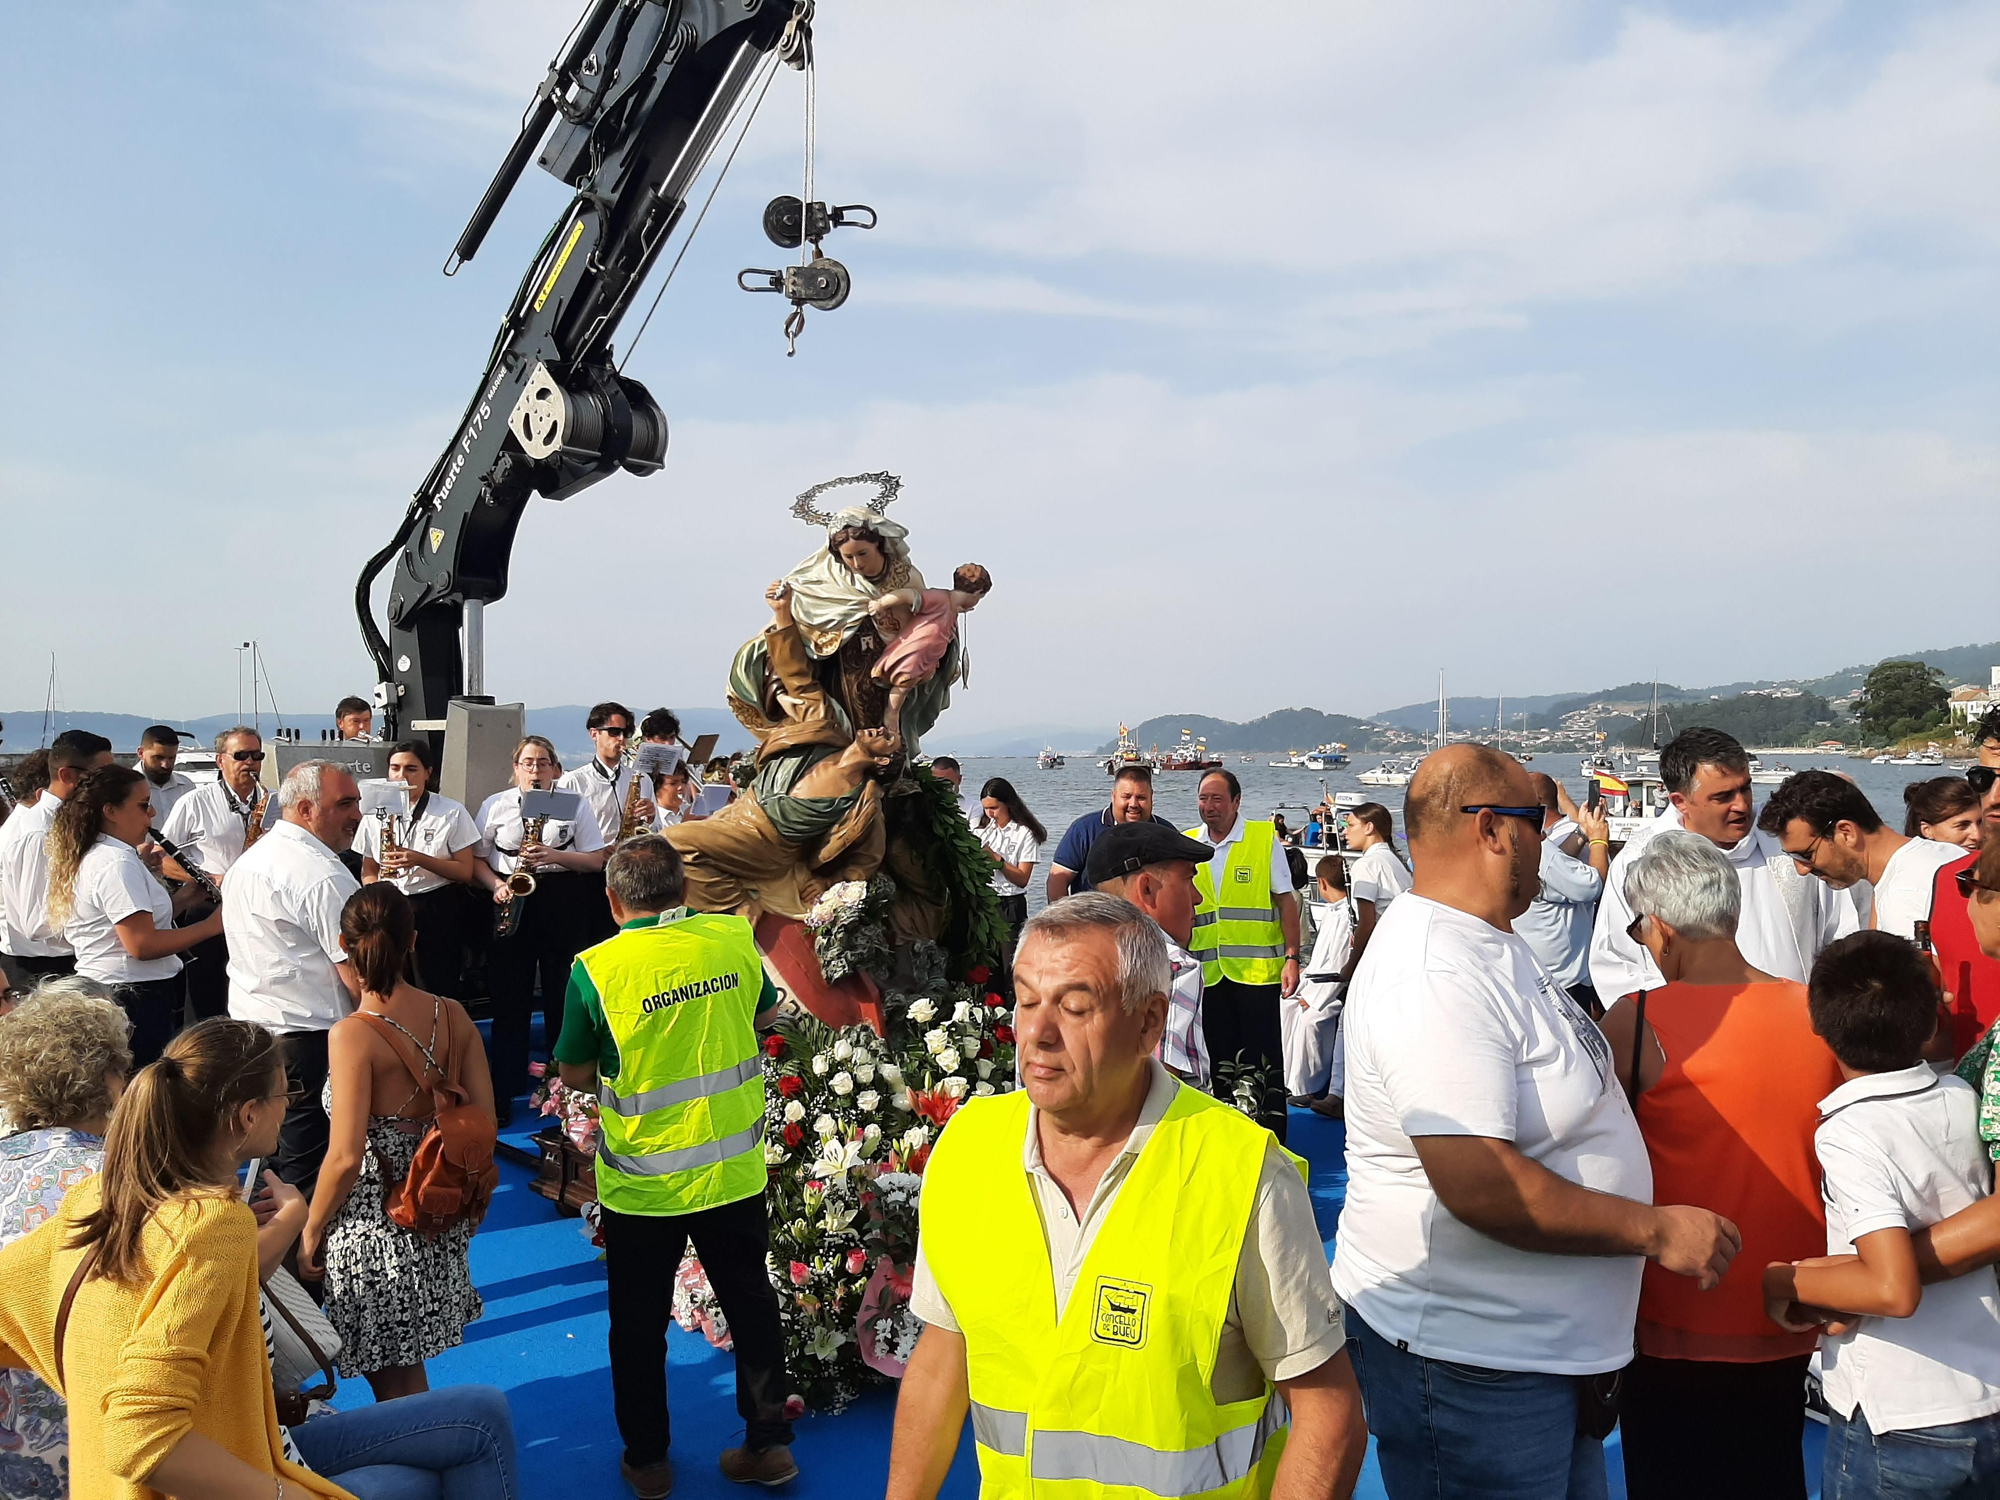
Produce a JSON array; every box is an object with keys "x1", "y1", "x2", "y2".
[
  {"x1": 922, "y1": 1085, "x2": 1300, "y2": 1500},
  {"x1": 1185, "y1": 820, "x2": 1285, "y2": 986},
  {"x1": 578, "y1": 912, "x2": 767, "y2": 1216}
]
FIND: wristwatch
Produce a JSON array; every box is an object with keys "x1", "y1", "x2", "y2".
[{"x1": 1284, "y1": 949, "x2": 1300, "y2": 960}]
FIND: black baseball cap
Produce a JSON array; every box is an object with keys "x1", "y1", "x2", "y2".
[{"x1": 1085, "y1": 824, "x2": 1213, "y2": 886}]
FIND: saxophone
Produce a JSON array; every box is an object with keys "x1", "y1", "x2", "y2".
[
  {"x1": 494, "y1": 815, "x2": 547, "y2": 939},
  {"x1": 378, "y1": 808, "x2": 405, "y2": 879},
  {"x1": 240, "y1": 786, "x2": 269, "y2": 850},
  {"x1": 618, "y1": 758, "x2": 651, "y2": 842}
]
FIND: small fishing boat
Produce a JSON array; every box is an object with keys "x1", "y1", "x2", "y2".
[{"x1": 1037, "y1": 747, "x2": 1065, "y2": 770}]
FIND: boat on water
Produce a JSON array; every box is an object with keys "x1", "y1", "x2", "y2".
[
  {"x1": 1155, "y1": 728, "x2": 1222, "y2": 772},
  {"x1": 1100, "y1": 723, "x2": 1149, "y2": 776},
  {"x1": 1300, "y1": 742, "x2": 1349, "y2": 770},
  {"x1": 1268, "y1": 751, "x2": 1307, "y2": 768},
  {"x1": 1581, "y1": 749, "x2": 1619, "y2": 779},
  {"x1": 1594, "y1": 769, "x2": 1672, "y2": 846},
  {"x1": 1886, "y1": 751, "x2": 1946, "y2": 767},
  {"x1": 1037, "y1": 747, "x2": 1065, "y2": 770},
  {"x1": 1358, "y1": 756, "x2": 1420, "y2": 787}
]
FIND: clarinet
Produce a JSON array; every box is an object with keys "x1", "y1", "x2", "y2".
[{"x1": 148, "y1": 827, "x2": 223, "y2": 906}]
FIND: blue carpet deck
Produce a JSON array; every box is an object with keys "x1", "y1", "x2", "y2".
[{"x1": 331, "y1": 1027, "x2": 1824, "y2": 1498}]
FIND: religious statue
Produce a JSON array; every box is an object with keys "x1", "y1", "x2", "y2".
[
  {"x1": 867, "y1": 564, "x2": 991, "y2": 743},
  {"x1": 667, "y1": 581, "x2": 901, "y2": 919}
]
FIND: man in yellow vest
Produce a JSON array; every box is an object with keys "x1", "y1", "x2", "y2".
[
  {"x1": 887, "y1": 892, "x2": 1365, "y2": 1500},
  {"x1": 554, "y1": 835, "x2": 798, "y2": 1499},
  {"x1": 1188, "y1": 770, "x2": 1301, "y2": 1141}
]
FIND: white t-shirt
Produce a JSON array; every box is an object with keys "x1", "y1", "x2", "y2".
[
  {"x1": 67, "y1": 836, "x2": 180, "y2": 984},
  {"x1": 1816, "y1": 1067, "x2": 2000, "y2": 1434},
  {"x1": 1348, "y1": 842, "x2": 1410, "y2": 913},
  {"x1": 350, "y1": 792, "x2": 481, "y2": 896},
  {"x1": 476, "y1": 787, "x2": 606, "y2": 877},
  {"x1": 979, "y1": 820, "x2": 1040, "y2": 899},
  {"x1": 1332, "y1": 895, "x2": 1652, "y2": 1374},
  {"x1": 1868, "y1": 838, "x2": 1963, "y2": 943},
  {"x1": 224, "y1": 821, "x2": 360, "y2": 1033}
]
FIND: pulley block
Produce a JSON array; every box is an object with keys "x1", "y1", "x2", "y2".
[{"x1": 761, "y1": 195, "x2": 878, "y2": 250}]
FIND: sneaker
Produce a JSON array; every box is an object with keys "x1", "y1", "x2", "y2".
[
  {"x1": 621, "y1": 1458, "x2": 675, "y2": 1498},
  {"x1": 720, "y1": 1444, "x2": 799, "y2": 1486}
]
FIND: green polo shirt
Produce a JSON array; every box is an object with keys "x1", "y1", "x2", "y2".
[{"x1": 552, "y1": 910, "x2": 780, "y2": 1082}]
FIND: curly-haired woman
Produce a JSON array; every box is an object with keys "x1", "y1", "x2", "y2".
[{"x1": 0, "y1": 977, "x2": 133, "y2": 1494}]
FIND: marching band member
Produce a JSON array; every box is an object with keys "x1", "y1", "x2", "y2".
[
  {"x1": 44, "y1": 766, "x2": 222, "y2": 1065},
  {"x1": 160, "y1": 726, "x2": 271, "y2": 1020},
  {"x1": 135, "y1": 724, "x2": 196, "y2": 823},
  {"x1": 0, "y1": 731, "x2": 114, "y2": 980},
  {"x1": 560, "y1": 703, "x2": 653, "y2": 946},
  {"x1": 334, "y1": 696, "x2": 377, "y2": 742},
  {"x1": 353, "y1": 739, "x2": 481, "y2": 998},
  {"x1": 476, "y1": 736, "x2": 607, "y2": 1122}
]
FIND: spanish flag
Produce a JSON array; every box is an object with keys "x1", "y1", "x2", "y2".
[{"x1": 1594, "y1": 773, "x2": 1629, "y2": 796}]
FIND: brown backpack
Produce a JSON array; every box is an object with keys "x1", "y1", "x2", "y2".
[{"x1": 357, "y1": 1005, "x2": 498, "y2": 1238}]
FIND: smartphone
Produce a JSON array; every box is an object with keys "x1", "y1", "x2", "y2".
[
  {"x1": 1586, "y1": 779, "x2": 1601, "y2": 811},
  {"x1": 240, "y1": 1157, "x2": 263, "y2": 1202}
]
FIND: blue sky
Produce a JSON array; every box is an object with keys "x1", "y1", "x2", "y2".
[{"x1": 5, "y1": 1, "x2": 1996, "y2": 735}]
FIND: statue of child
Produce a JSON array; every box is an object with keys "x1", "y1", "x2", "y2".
[{"x1": 866, "y1": 564, "x2": 992, "y2": 742}]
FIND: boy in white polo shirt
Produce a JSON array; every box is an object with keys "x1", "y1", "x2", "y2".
[{"x1": 1765, "y1": 930, "x2": 2000, "y2": 1498}]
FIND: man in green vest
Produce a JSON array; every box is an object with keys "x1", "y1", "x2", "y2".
[
  {"x1": 1188, "y1": 770, "x2": 1301, "y2": 1141},
  {"x1": 554, "y1": 834, "x2": 799, "y2": 1498},
  {"x1": 887, "y1": 892, "x2": 1365, "y2": 1500}
]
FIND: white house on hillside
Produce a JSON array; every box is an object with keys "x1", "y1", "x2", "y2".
[{"x1": 1949, "y1": 667, "x2": 2000, "y2": 724}]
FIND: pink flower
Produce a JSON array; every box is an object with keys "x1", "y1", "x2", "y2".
[
  {"x1": 789, "y1": 1260, "x2": 812, "y2": 1287},
  {"x1": 528, "y1": 1060, "x2": 547, "y2": 1078},
  {"x1": 845, "y1": 1248, "x2": 868, "y2": 1275}
]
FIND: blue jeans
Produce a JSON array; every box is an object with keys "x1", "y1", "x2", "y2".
[
  {"x1": 1346, "y1": 1312, "x2": 1608, "y2": 1500},
  {"x1": 1824, "y1": 1405, "x2": 2000, "y2": 1499},
  {"x1": 288, "y1": 1384, "x2": 519, "y2": 1500}
]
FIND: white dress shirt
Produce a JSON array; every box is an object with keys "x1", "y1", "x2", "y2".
[
  {"x1": 1192, "y1": 813, "x2": 1295, "y2": 895},
  {"x1": 0, "y1": 792, "x2": 68, "y2": 957},
  {"x1": 224, "y1": 820, "x2": 359, "y2": 1032},
  {"x1": 67, "y1": 836, "x2": 180, "y2": 984},
  {"x1": 1588, "y1": 806, "x2": 1860, "y2": 999},
  {"x1": 559, "y1": 757, "x2": 638, "y2": 846},
  {"x1": 476, "y1": 787, "x2": 606, "y2": 877},
  {"x1": 350, "y1": 792, "x2": 481, "y2": 897},
  {"x1": 161, "y1": 779, "x2": 271, "y2": 881},
  {"x1": 140, "y1": 771, "x2": 198, "y2": 826}
]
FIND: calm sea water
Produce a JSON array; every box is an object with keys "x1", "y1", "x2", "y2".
[{"x1": 955, "y1": 752, "x2": 1961, "y2": 916}]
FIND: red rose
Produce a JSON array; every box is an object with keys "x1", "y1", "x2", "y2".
[
  {"x1": 994, "y1": 1025, "x2": 1015, "y2": 1044},
  {"x1": 776, "y1": 1074, "x2": 804, "y2": 1098},
  {"x1": 985, "y1": 992, "x2": 1006, "y2": 1009},
  {"x1": 979, "y1": 1037, "x2": 995, "y2": 1059},
  {"x1": 764, "y1": 1034, "x2": 786, "y2": 1057},
  {"x1": 782, "y1": 1122, "x2": 804, "y2": 1147},
  {"x1": 845, "y1": 1248, "x2": 869, "y2": 1275},
  {"x1": 966, "y1": 965, "x2": 991, "y2": 985},
  {"x1": 789, "y1": 1260, "x2": 812, "y2": 1287}
]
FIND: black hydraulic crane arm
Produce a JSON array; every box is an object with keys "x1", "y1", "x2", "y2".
[{"x1": 357, "y1": 0, "x2": 810, "y2": 740}]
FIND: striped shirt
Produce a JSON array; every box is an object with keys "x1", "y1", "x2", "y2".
[{"x1": 1156, "y1": 935, "x2": 1209, "y2": 1087}]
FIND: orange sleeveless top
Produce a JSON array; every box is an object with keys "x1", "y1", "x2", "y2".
[{"x1": 1631, "y1": 980, "x2": 1842, "y2": 1361}]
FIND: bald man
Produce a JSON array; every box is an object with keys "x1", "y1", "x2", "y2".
[{"x1": 1330, "y1": 745, "x2": 1738, "y2": 1500}]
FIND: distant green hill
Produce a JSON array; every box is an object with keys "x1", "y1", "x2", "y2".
[
  {"x1": 1096, "y1": 709, "x2": 1393, "y2": 755},
  {"x1": 1612, "y1": 692, "x2": 1851, "y2": 749}
]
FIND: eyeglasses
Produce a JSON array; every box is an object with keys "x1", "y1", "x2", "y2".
[
  {"x1": 598, "y1": 725, "x2": 632, "y2": 738},
  {"x1": 516, "y1": 758, "x2": 556, "y2": 769},
  {"x1": 1626, "y1": 913, "x2": 1652, "y2": 944},
  {"x1": 1781, "y1": 833, "x2": 1824, "y2": 871},
  {"x1": 1968, "y1": 767, "x2": 1998, "y2": 796},
  {"x1": 1956, "y1": 868, "x2": 2000, "y2": 899},
  {"x1": 230, "y1": 750, "x2": 267, "y2": 763},
  {"x1": 1460, "y1": 804, "x2": 1546, "y2": 828}
]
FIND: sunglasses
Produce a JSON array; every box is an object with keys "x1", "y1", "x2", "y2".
[
  {"x1": 1626, "y1": 913, "x2": 1652, "y2": 944},
  {"x1": 1956, "y1": 868, "x2": 2000, "y2": 899},
  {"x1": 1969, "y1": 767, "x2": 1997, "y2": 796},
  {"x1": 230, "y1": 749, "x2": 267, "y2": 763},
  {"x1": 1781, "y1": 833, "x2": 1824, "y2": 870},
  {"x1": 1460, "y1": 804, "x2": 1546, "y2": 828},
  {"x1": 598, "y1": 726, "x2": 632, "y2": 737}
]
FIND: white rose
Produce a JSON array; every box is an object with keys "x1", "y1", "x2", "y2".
[
  {"x1": 892, "y1": 1088, "x2": 915, "y2": 1111},
  {"x1": 936, "y1": 1047, "x2": 961, "y2": 1073},
  {"x1": 863, "y1": 1123, "x2": 882, "y2": 1145},
  {"x1": 938, "y1": 1076, "x2": 969, "y2": 1101},
  {"x1": 951, "y1": 1000, "x2": 973, "y2": 1025},
  {"x1": 975, "y1": 1082, "x2": 995, "y2": 1096},
  {"x1": 814, "y1": 1114, "x2": 838, "y2": 1137},
  {"x1": 924, "y1": 1028, "x2": 950, "y2": 1056},
  {"x1": 975, "y1": 1059, "x2": 994, "y2": 1080},
  {"x1": 854, "y1": 1062, "x2": 876, "y2": 1084},
  {"x1": 831, "y1": 1072, "x2": 855, "y2": 1097},
  {"x1": 900, "y1": 1124, "x2": 932, "y2": 1150},
  {"x1": 783, "y1": 1099, "x2": 806, "y2": 1124},
  {"x1": 879, "y1": 1060, "x2": 905, "y2": 1088},
  {"x1": 857, "y1": 1090, "x2": 880, "y2": 1113},
  {"x1": 765, "y1": 1142, "x2": 790, "y2": 1163},
  {"x1": 812, "y1": 1053, "x2": 830, "y2": 1076},
  {"x1": 908, "y1": 998, "x2": 937, "y2": 1025},
  {"x1": 833, "y1": 1038, "x2": 853, "y2": 1062}
]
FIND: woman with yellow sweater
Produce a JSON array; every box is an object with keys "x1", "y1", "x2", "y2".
[{"x1": 0, "y1": 1018, "x2": 350, "y2": 1499}]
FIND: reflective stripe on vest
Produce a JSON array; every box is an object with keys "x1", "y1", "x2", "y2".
[
  {"x1": 581, "y1": 912, "x2": 768, "y2": 1215},
  {"x1": 1186, "y1": 821, "x2": 1285, "y2": 986},
  {"x1": 923, "y1": 1086, "x2": 1303, "y2": 1500}
]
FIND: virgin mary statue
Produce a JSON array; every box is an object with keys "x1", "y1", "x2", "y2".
[{"x1": 728, "y1": 490, "x2": 961, "y2": 752}]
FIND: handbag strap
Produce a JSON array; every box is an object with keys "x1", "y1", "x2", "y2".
[
  {"x1": 53, "y1": 1245, "x2": 100, "y2": 1390},
  {"x1": 1624, "y1": 990, "x2": 1650, "y2": 1107},
  {"x1": 262, "y1": 1274, "x2": 339, "y2": 1398},
  {"x1": 357, "y1": 1003, "x2": 465, "y2": 1116}
]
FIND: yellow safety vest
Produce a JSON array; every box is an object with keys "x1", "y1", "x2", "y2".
[
  {"x1": 1185, "y1": 821, "x2": 1285, "y2": 986},
  {"x1": 922, "y1": 1084, "x2": 1296, "y2": 1500},
  {"x1": 578, "y1": 912, "x2": 767, "y2": 1216}
]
